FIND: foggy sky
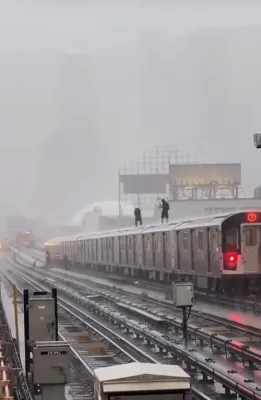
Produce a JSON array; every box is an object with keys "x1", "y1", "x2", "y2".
[{"x1": 0, "y1": 1, "x2": 261, "y2": 224}]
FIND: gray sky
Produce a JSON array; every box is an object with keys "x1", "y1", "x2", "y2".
[{"x1": 0, "y1": 1, "x2": 261, "y2": 224}]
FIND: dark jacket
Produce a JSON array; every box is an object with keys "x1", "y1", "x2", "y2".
[
  {"x1": 162, "y1": 201, "x2": 169, "y2": 213},
  {"x1": 134, "y1": 208, "x2": 141, "y2": 217}
]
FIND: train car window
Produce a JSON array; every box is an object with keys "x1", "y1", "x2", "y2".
[
  {"x1": 225, "y1": 229, "x2": 238, "y2": 249},
  {"x1": 198, "y1": 230, "x2": 204, "y2": 250},
  {"x1": 121, "y1": 237, "x2": 125, "y2": 250},
  {"x1": 128, "y1": 237, "x2": 132, "y2": 251},
  {"x1": 245, "y1": 227, "x2": 257, "y2": 246},
  {"x1": 183, "y1": 232, "x2": 189, "y2": 250}
]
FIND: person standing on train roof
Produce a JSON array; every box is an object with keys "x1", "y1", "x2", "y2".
[
  {"x1": 160, "y1": 199, "x2": 169, "y2": 223},
  {"x1": 134, "y1": 207, "x2": 142, "y2": 227}
]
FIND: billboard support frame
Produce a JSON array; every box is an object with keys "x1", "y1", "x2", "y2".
[{"x1": 118, "y1": 148, "x2": 194, "y2": 217}]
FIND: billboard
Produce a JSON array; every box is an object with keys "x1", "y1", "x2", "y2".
[
  {"x1": 119, "y1": 174, "x2": 169, "y2": 195},
  {"x1": 169, "y1": 163, "x2": 241, "y2": 187}
]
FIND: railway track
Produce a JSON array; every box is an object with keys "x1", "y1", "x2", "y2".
[
  {"x1": 34, "y1": 272, "x2": 261, "y2": 369},
  {"x1": 48, "y1": 269, "x2": 261, "y2": 336},
  {"x1": 6, "y1": 259, "x2": 261, "y2": 400},
  {"x1": 25, "y1": 245, "x2": 261, "y2": 311},
  {"x1": 15, "y1": 258, "x2": 261, "y2": 340},
  {"x1": 3, "y1": 266, "x2": 214, "y2": 400},
  {"x1": 11, "y1": 246, "x2": 261, "y2": 315},
  {"x1": 2, "y1": 273, "x2": 163, "y2": 399}
]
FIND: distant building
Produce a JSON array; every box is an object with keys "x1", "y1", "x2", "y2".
[
  {"x1": 254, "y1": 185, "x2": 261, "y2": 199},
  {"x1": 34, "y1": 53, "x2": 109, "y2": 224},
  {"x1": 168, "y1": 198, "x2": 261, "y2": 220}
]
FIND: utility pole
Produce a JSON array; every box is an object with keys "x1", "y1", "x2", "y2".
[{"x1": 182, "y1": 306, "x2": 188, "y2": 348}]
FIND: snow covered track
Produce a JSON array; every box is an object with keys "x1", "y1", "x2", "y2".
[{"x1": 6, "y1": 258, "x2": 261, "y2": 400}]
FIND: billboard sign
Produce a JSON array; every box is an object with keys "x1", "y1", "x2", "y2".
[
  {"x1": 119, "y1": 174, "x2": 169, "y2": 195},
  {"x1": 169, "y1": 163, "x2": 241, "y2": 187}
]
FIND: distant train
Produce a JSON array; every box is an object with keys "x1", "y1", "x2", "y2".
[
  {"x1": 45, "y1": 211, "x2": 261, "y2": 296},
  {"x1": 13, "y1": 230, "x2": 35, "y2": 248}
]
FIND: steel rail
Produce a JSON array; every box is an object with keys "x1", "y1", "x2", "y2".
[
  {"x1": 7, "y1": 265, "x2": 261, "y2": 400},
  {"x1": 4, "y1": 267, "x2": 217, "y2": 400},
  {"x1": 11, "y1": 259, "x2": 261, "y2": 369}
]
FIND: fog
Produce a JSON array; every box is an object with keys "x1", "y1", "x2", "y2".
[{"x1": 0, "y1": 1, "x2": 261, "y2": 226}]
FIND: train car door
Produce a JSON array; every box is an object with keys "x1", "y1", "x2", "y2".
[
  {"x1": 162, "y1": 232, "x2": 167, "y2": 269},
  {"x1": 190, "y1": 229, "x2": 195, "y2": 271},
  {"x1": 119, "y1": 237, "x2": 122, "y2": 264},
  {"x1": 176, "y1": 231, "x2": 181, "y2": 272},
  {"x1": 152, "y1": 233, "x2": 156, "y2": 267},
  {"x1": 241, "y1": 224, "x2": 261, "y2": 273},
  {"x1": 133, "y1": 235, "x2": 136, "y2": 265},
  {"x1": 142, "y1": 234, "x2": 146, "y2": 265},
  {"x1": 100, "y1": 239, "x2": 105, "y2": 262},
  {"x1": 170, "y1": 230, "x2": 175, "y2": 269},
  {"x1": 206, "y1": 228, "x2": 211, "y2": 273},
  {"x1": 125, "y1": 236, "x2": 128, "y2": 264},
  {"x1": 112, "y1": 238, "x2": 114, "y2": 263},
  {"x1": 138, "y1": 234, "x2": 142, "y2": 266}
]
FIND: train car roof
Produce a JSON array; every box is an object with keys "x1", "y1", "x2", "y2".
[
  {"x1": 175, "y1": 212, "x2": 240, "y2": 230},
  {"x1": 45, "y1": 211, "x2": 257, "y2": 244}
]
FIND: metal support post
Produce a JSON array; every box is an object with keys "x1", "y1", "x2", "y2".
[
  {"x1": 13, "y1": 284, "x2": 20, "y2": 354},
  {"x1": 51, "y1": 288, "x2": 58, "y2": 341},
  {"x1": 24, "y1": 289, "x2": 30, "y2": 380},
  {"x1": 182, "y1": 306, "x2": 188, "y2": 348}
]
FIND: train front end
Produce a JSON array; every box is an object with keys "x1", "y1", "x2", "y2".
[{"x1": 222, "y1": 211, "x2": 261, "y2": 294}]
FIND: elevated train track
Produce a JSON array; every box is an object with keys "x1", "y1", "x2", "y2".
[
  {"x1": 9, "y1": 250, "x2": 261, "y2": 358},
  {"x1": 11, "y1": 244, "x2": 261, "y2": 313},
  {"x1": 21, "y1": 267, "x2": 261, "y2": 368},
  {"x1": 2, "y1": 263, "x2": 212, "y2": 400},
  {"x1": 2, "y1": 272, "x2": 158, "y2": 399},
  {"x1": 6, "y1": 256, "x2": 261, "y2": 400}
]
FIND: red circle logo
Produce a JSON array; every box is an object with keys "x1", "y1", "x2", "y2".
[{"x1": 247, "y1": 212, "x2": 257, "y2": 222}]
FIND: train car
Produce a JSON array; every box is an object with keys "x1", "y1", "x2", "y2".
[
  {"x1": 45, "y1": 211, "x2": 261, "y2": 296},
  {"x1": 12, "y1": 230, "x2": 36, "y2": 248}
]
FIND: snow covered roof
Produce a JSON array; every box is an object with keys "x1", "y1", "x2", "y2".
[
  {"x1": 70, "y1": 201, "x2": 135, "y2": 226},
  {"x1": 94, "y1": 362, "x2": 190, "y2": 382}
]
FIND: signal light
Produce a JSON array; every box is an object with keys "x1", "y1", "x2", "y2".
[
  {"x1": 224, "y1": 252, "x2": 238, "y2": 270},
  {"x1": 247, "y1": 212, "x2": 257, "y2": 222}
]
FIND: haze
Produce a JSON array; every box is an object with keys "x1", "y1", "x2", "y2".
[{"x1": 0, "y1": 0, "x2": 260, "y2": 225}]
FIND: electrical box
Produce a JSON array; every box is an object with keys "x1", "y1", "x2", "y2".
[
  {"x1": 29, "y1": 297, "x2": 56, "y2": 341},
  {"x1": 172, "y1": 282, "x2": 194, "y2": 308},
  {"x1": 254, "y1": 133, "x2": 261, "y2": 149},
  {"x1": 33, "y1": 341, "x2": 71, "y2": 385}
]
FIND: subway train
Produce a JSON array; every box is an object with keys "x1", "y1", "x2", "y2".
[{"x1": 45, "y1": 211, "x2": 261, "y2": 295}]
